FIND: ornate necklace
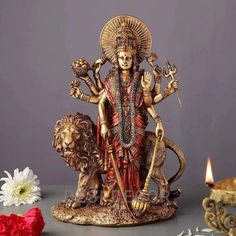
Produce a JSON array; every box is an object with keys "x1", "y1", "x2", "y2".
[
  {"x1": 120, "y1": 74, "x2": 131, "y2": 87},
  {"x1": 114, "y1": 70, "x2": 139, "y2": 148}
]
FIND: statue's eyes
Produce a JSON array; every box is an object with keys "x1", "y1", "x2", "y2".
[{"x1": 119, "y1": 56, "x2": 124, "y2": 60}]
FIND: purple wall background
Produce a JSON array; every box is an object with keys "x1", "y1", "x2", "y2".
[{"x1": 0, "y1": 0, "x2": 236, "y2": 199}]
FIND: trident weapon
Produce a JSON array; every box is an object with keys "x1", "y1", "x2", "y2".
[
  {"x1": 163, "y1": 60, "x2": 182, "y2": 108},
  {"x1": 106, "y1": 139, "x2": 137, "y2": 220}
]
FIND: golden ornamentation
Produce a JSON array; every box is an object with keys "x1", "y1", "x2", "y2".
[
  {"x1": 71, "y1": 58, "x2": 91, "y2": 77},
  {"x1": 132, "y1": 136, "x2": 160, "y2": 215},
  {"x1": 100, "y1": 15, "x2": 152, "y2": 64},
  {"x1": 52, "y1": 113, "x2": 185, "y2": 209},
  {"x1": 202, "y1": 177, "x2": 236, "y2": 235},
  {"x1": 51, "y1": 202, "x2": 176, "y2": 226},
  {"x1": 210, "y1": 178, "x2": 236, "y2": 206},
  {"x1": 52, "y1": 15, "x2": 185, "y2": 226}
]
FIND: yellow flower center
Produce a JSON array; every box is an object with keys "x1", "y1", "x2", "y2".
[{"x1": 12, "y1": 183, "x2": 30, "y2": 199}]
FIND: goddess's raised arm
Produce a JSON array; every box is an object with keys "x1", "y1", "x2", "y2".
[
  {"x1": 153, "y1": 79, "x2": 179, "y2": 105},
  {"x1": 92, "y1": 56, "x2": 107, "y2": 91},
  {"x1": 69, "y1": 80, "x2": 100, "y2": 104},
  {"x1": 146, "y1": 53, "x2": 162, "y2": 97},
  {"x1": 141, "y1": 72, "x2": 164, "y2": 140},
  {"x1": 79, "y1": 75, "x2": 99, "y2": 96},
  {"x1": 71, "y1": 59, "x2": 99, "y2": 96}
]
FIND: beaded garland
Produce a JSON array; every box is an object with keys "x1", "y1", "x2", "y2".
[{"x1": 114, "y1": 69, "x2": 140, "y2": 148}]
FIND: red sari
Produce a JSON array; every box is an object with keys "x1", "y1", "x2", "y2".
[{"x1": 97, "y1": 69, "x2": 148, "y2": 202}]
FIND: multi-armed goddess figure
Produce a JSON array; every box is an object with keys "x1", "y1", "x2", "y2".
[{"x1": 52, "y1": 15, "x2": 185, "y2": 226}]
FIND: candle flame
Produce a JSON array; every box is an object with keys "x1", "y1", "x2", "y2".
[{"x1": 205, "y1": 157, "x2": 214, "y2": 187}]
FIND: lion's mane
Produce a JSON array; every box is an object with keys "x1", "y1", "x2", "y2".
[{"x1": 52, "y1": 113, "x2": 99, "y2": 171}]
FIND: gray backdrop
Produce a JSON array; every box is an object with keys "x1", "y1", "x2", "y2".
[{"x1": 0, "y1": 0, "x2": 236, "y2": 201}]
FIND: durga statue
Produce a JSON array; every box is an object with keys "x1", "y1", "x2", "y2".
[{"x1": 51, "y1": 15, "x2": 186, "y2": 226}]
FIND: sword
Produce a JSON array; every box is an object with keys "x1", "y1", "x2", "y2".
[{"x1": 106, "y1": 139, "x2": 137, "y2": 220}]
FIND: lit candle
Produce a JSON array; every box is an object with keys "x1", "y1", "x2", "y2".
[{"x1": 205, "y1": 156, "x2": 214, "y2": 188}]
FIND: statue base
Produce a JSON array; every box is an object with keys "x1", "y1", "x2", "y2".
[{"x1": 51, "y1": 201, "x2": 177, "y2": 226}]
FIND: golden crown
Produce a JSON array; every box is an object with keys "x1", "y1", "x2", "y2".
[
  {"x1": 100, "y1": 15, "x2": 152, "y2": 64},
  {"x1": 113, "y1": 23, "x2": 136, "y2": 54}
]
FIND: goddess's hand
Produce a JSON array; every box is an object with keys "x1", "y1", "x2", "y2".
[
  {"x1": 70, "y1": 80, "x2": 81, "y2": 98},
  {"x1": 141, "y1": 72, "x2": 152, "y2": 89},
  {"x1": 155, "y1": 121, "x2": 164, "y2": 140},
  {"x1": 153, "y1": 64, "x2": 162, "y2": 78},
  {"x1": 167, "y1": 79, "x2": 179, "y2": 94},
  {"x1": 70, "y1": 79, "x2": 80, "y2": 88},
  {"x1": 100, "y1": 124, "x2": 110, "y2": 140}
]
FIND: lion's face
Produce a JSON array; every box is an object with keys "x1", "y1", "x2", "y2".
[
  {"x1": 53, "y1": 117, "x2": 81, "y2": 156},
  {"x1": 53, "y1": 113, "x2": 99, "y2": 171},
  {"x1": 60, "y1": 124, "x2": 80, "y2": 155}
]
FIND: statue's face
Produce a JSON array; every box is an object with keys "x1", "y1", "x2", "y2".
[{"x1": 117, "y1": 51, "x2": 133, "y2": 70}]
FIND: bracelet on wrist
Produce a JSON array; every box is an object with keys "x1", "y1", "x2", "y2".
[
  {"x1": 85, "y1": 78, "x2": 94, "y2": 86},
  {"x1": 143, "y1": 89, "x2": 151, "y2": 96},
  {"x1": 100, "y1": 120, "x2": 107, "y2": 125},
  {"x1": 161, "y1": 88, "x2": 171, "y2": 98},
  {"x1": 154, "y1": 115, "x2": 162, "y2": 124},
  {"x1": 78, "y1": 93, "x2": 90, "y2": 102}
]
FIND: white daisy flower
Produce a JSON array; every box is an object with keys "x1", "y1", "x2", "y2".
[{"x1": 0, "y1": 167, "x2": 41, "y2": 207}]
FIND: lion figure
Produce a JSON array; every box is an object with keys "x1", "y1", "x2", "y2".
[{"x1": 53, "y1": 112, "x2": 185, "y2": 209}]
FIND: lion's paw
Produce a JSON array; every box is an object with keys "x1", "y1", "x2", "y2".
[
  {"x1": 100, "y1": 198, "x2": 112, "y2": 207},
  {"x1": 151, "y1": 196, "x2": 167, "y2": 205},
  {"x1": 64, "y1": 197, "x2": 84, "y2": 209}
]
